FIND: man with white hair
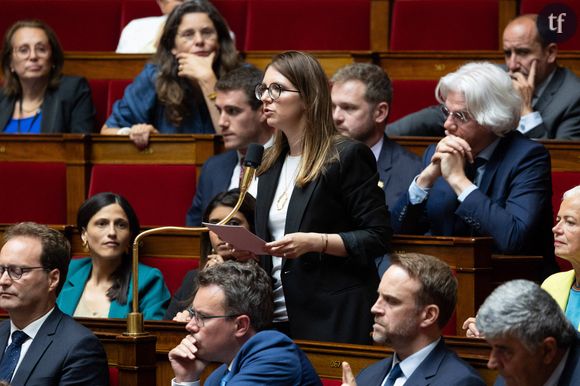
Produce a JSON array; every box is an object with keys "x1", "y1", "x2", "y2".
[
  {"x1": 476, "y1": 280, "x2": 580, "y2": 386},
  {"x1": 391, "y1": 62, "x2": 557, "y2": 277},
  {"x1": 388, "y1": 14, "x2": 580, "y2": 139}
]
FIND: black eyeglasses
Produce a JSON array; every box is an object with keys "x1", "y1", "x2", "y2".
[
  {"x1": 0, "y1": 266, "x2": 48, "y2": 281},
  {"x1": 255, "y1": 83, "x2": 300, "y2": 101},
  {"x1": 440, "y1": 104, "x2": 471, "y2": 124},
  {"x1": 186, "y1": 306, "x2": 240, "y2": 327}
]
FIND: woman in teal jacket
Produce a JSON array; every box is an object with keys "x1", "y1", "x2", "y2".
[{"x1": 57, "y1": 192, "x2": 170, "y2": 320}]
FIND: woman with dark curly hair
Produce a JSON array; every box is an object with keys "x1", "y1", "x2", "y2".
[
  {"x1": 102, "y1": 0, "x2": 241, "y2": 148},
  {"x1": 0, "y1": 20, "x2": 95, "y2": 133}
]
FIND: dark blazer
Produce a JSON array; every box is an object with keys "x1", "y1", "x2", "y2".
[
  {"x1": 256, "y1": 138, "x2": 391, "y2": 344},
  {"x1": 494, "y1": 333, "x2": 580, "y2": 386},
  {"x1": 378, "y1": 134, "x2": 422, "y2": 210},
  {"x1": 0, "y1": 307, "x2": 109, "y2": 386},
  {"x1": 526, "y1": 67, "x2": 580, "y2": 139},
  {"x1": 0, "y1": 76, "x2": 96, "y2": 134},
  {"x1": 356, "y1": 340, "x2": 485, "y2": 386},
  {"x1": 387, "y1": 66, "x2": 580, "y2": 140},
  {"x1": 392, "y1": 131, "x2": 557, "y2": 277},
  {"x1": 185, "y1": 150, "x2": 238, "y2": 226}
]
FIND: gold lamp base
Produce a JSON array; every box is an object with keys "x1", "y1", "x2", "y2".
[{"x1": 124, "y1": 312, "x2": 147, "y2": 336}]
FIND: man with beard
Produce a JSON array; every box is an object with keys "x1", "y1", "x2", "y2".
[
  {"x1": 341, "y1": 253, "x2": 484, "y2": 386},
  {"x1": 331, "y1": 63, "x2": 422, "y2": 211},
  {"x1": 388, "y1": 14, "x2": 580, "y2": 139}
]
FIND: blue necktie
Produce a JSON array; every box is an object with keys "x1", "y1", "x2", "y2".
[
  {"x1": 0, "y1": 330, "x2": 29, "y2": 381},
  {"x1": 384, "y1": 362, "x2": 402, "y2": 386},
  {"x1": 465, "y1": 157, "x2": 486, "y2": 184}
]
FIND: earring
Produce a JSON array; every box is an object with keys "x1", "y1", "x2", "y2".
[{"x1": 82, "y1": 239, "x2": 89, "y2": 251}]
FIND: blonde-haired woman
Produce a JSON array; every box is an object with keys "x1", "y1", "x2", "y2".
[{"x1": 251, "y1": 51, "x2": 391, "y2": 344}]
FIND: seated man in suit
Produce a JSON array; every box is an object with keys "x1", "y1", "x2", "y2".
[
  {"x1": 341, "y1": 253, "x2": 484, "y2": 386},
  {"x1": 185, "y1": 65, "x2": 274, "y2": 226},
  {"x1": 331, "y1": 63, "x2": 421, "y2": 275},
  {"x1": 391, "y1": 62, "x2": 558, "y2": 278},
  {"x1": 331, "y1": 63, "x2": 422, "y2": 211},
  {"x1": 388, "y1": 14, "x2": 580, "y2": 140},
  {"x1": 477, "y1": 280, "x2": 580, "y2": 386},
  {"x1": 168, "y1": 261, "x2": 321, "y2": 385},
  {"x1": 0, "y1": 222, "x2": 108, "y2": 385}
]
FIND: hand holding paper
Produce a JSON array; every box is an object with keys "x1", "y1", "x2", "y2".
[{"x1": 203, "y1": 223, "x2": 266, "y2": 255}]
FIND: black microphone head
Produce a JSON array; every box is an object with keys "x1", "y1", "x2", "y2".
[{"x1": 244, "y1": 143, "x2": 264, "y2": 168}]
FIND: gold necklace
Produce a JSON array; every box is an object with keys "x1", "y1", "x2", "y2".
[{"x1": 275, "y1": 156, "x2": 299, "y2": 211}]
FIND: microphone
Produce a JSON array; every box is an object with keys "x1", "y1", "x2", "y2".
[
  {"x1": 239, "y1": 143, "x2": 264, "y2": 195},
  {"x1": 218, "y1": 143, "x2": 264, "y2": 226}
]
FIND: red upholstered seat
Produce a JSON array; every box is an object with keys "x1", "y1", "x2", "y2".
[
  {"x1": 88, "y1": 164, "x2": 197, "y2": 227},
  {"x1": 140, "y1": 256, "x2": 199, "y2": 295},
  {"x1": 88, "y1": 79, "x2": 132, "y2": 128},
  {"x1": 107, "y1": 79, "x2": 132, "y2": 118},
  {"x1": 322, "y1": 380, "x2": 342, "y2": 386},
  {"x1": 244, "y1": 0, "x2": 370, "y2": 50},
  {"x1": 213, "y1": 0, "x2": 249, "y2": 51},
  {"x1": 108, "y1": 367, "x2": 119, "y2": 386},
  {"x1": 520, "y1": 0, "x2": 579, "y2": 50},
  {"x1": 390, "y1": 0, "x2": 499, "y2": 51},
  {"x1": 120, "y1": 0, "x2": 162, "y2": 30},
  {"x1": 0, "y1": 162, "x2": 67, "y2": 224},
  {"x1": 0, "y1": 0, "x2": 121, "y2": 51},
  {"x1": 88, "y1": 79, "x2": 110, "y2": 129},
  {"x1": 388, "y1": 80, "x2": 439, "y2": 123}
]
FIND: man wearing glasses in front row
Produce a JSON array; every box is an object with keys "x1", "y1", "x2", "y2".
[
  {"x1": 391, "y1": 62, "x2": 558, "y2": 280},
  {"x1": 0, "y1": 222, "x2": 108, "y2": 385},
  {"x1": 168, "y1": 261, "x2": 320, "y2": 386}
]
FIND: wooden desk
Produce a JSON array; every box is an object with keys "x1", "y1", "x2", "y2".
[
  {"x1": 0, "y1": 134, "x2": 87, "y2": 223},
  {"x1": 61, "y1": 51, "x2": 580, "y2": 81},
  {"x1": 0, "y1": 134, "x2": 220, "y2": 224}
]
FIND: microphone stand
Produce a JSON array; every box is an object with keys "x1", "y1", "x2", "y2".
[{"x1": 125, "y1": 144, "x2": 264, "y2": 335}]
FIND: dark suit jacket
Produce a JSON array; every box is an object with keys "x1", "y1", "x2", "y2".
[
  {"x1": 378, "y1": 134, "x2": 422, "y2": 210},
  {"x1": 185, "y1": 150, "x2": 238, "y2": 226},
  {"x1": 387, "y1": 66, "x2": 580, "y2": 140},
  {"x1": 392, "y1": 131, "x2": 557, "y2": 277},
  {"x1": 0, "y1": 307, "x2": 108, "y2": 386},
  {"x1": 0, "y1": 76, "x2": 96, "y2": 134},
  {"x1": 356, "y1": 340, "x2": 485, "y2": 386},
  {"x1": 494, "y1": 334, "x2": 580, "y2": 386},
  {"x1": 256, "y1": 138, "x2": 391, "y2": 344},
  {"x1": 205, "y1": 330, "x2": 321, "y2": 385}
]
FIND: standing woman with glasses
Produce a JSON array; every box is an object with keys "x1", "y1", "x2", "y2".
[
  {"x1": 102, "y1": 0, "x2": 242, "y2": 148},
  {"x1": 0, "y1": 20, "x2": 96, "y2": 133},
  {"x1": 249, "y1": 51, "x2": 391, "y2": 344}
]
